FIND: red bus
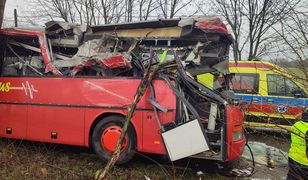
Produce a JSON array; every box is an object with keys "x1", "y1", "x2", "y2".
[{"x1": 0, "y1": 18, "x2": 245, "y2": 164}]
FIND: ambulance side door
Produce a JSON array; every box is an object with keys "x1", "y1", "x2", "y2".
[{"x1": 264, "y1": 74, "x2": 305, "y2": 124}]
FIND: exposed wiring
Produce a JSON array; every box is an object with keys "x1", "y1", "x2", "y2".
[{"x1": 245, "y1": 134, "x2": 255, "y2": 177}]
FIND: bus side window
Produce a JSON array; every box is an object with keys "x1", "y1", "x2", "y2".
[
  {"x1": 231, "y1": 74, "x2": 259, "y2": 94},
  {"x1": 1, "y1": 37, "x2": 44, "y2": 77}
]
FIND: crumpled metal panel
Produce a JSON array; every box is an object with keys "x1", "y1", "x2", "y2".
[
  {"x1": 195, "y1": 17, "x2": 229, "y2": 34},
  {"x1": 45, "y1": 21, "x2": 88, "y2": 48},
  {"x1": 70, "y1": 53, "x2": 132, "y2": 76},
  {"x1": 98, "y1": 55, "x2": 131, "y2": 69},
  {"x1": 72, "y1": 39, "x2": 111, "y2": 58}
]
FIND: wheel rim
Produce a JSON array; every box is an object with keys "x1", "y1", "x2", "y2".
[{"x1": 101, "y1": 125, "x2": 128, "y2": 153}]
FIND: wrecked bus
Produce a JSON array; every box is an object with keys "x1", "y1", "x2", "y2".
[{"x1": 0, "y1": 17, "x2": 245, "y2": 164}]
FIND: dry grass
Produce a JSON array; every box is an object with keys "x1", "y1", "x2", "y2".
[
  {"x1": 0, "y1": 139, "x2": 204, "y2": 180},
  {"x1": 0, "y1": 133, "x2": 291, "y2": 179}
]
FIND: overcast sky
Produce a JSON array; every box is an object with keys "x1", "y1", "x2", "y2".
[{"x1": 4, "y1": 0, "x2": 28, "y2": 27}]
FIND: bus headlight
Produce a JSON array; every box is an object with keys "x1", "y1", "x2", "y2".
[{"x1": 232, "y1": 125, "x2": 244, "y2": 141}]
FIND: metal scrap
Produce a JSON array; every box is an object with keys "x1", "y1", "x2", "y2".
[
  {"x1": 45, "y1": 21, "x2": 88, "y2": 48},
  {"x1": 241, "y1": 141, "x2": 288, "y2": 167},
  {"x1": 70, "y1": 52, "x2": 132, "y2": 76}
]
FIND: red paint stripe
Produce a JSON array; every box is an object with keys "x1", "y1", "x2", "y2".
[
  {"x1": 261, "y1": 104, "x2": 303, "y2": 114},
  {"x1": 0, "y1": 28, "x2": 43, "y2": 37}
]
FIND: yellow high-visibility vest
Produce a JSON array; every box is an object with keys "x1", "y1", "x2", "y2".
[{"x1": 289, "y1": 121, "x2": 308, "y2": 166}]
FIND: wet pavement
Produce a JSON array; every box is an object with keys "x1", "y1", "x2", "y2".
[{"x1": 239, "y1": 131, "x2": 290, "y2": 180}]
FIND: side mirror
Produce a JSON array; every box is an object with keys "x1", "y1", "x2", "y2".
[{"x1": 291, "y1": 89, "x2": 304, "y2": 98}]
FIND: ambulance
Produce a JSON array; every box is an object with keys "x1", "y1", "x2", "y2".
[{"x1": 198, "y1": 61, "x2": 308, "y2": 131}]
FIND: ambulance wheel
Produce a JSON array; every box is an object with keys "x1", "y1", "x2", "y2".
[{"x1": 91, "y1": 115, "x2": 136, "y2": 164}]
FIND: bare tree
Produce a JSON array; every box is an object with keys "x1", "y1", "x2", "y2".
[
  {"x1": 34, "y1": 0, "x2": 75, "y2": 22},
  {"x1": 137, "y1": 0, "x2": 159, "y2": 20},
  {"x1": 25, "y1": 0, "x2": 204, "y2": 26},
  {"x1": 0, "y1": 0, "x2": 6, "y2": 27},
  {"x1": 28, "y1": 0, "x2": 121, "y2": 25},
  {"x1": 55, "y1": 0, "x2": 99, "y2": 25},
  {"x1": 101, "y1": 0, "x2": 126, "y2": 24},
  {"x1": 211, "y1": 0, "x2": 300, "y2": 60},
  {"x1": 273, "y1": 6, "x2": 308, "y2": 83},
  {"x1": 244, "y1": 0, "x2": 297, "y2": 60},
  {"x1": 158, "y1": 0, "x2": 193, "y2": 18},
  {"x1": 125, "y1": 0, "x2": 134, "y2": 22}
]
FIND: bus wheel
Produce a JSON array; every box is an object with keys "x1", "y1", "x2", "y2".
[{"x1": 91, "y1": 115, "x2": 136, "y2": 164}]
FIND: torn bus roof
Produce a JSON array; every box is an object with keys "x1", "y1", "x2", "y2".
[
  {"x1": 90, "y1": 17, "x2": 229, "y2": 34},
  {"x1": 90, "y1": 17, "x2": 231, "y2": 39},
  {"x1": 91, "y1": 19, "x2": 180, "y2": 31},
  {"x1": 0, "y1": 17, "x2": 232, "y2": 78}
]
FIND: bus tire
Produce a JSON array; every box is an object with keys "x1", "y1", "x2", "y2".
[{"x1": 91, "y1": 115, "x2": 136, "y2": 164}]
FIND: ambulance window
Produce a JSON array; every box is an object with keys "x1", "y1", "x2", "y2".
[
  {"x1": 267, "y1": 75, "x2": 285, "y2": 96},
  {"x1": 267, "y1": 75, "x2": 301, "y2": 96},
  {"x1": 285, "y1": 78, "x2": 300, "y2": 96},
  {"x1": 231, "y1": 74, "x2": 259, "y2": 94}
]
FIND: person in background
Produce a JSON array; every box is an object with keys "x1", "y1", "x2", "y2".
[{"x1": 287, "y1": 109, "x2": 308, "y2": 180}]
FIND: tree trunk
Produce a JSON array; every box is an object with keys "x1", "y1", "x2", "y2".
[
  {"x1": 96, "y1": 51, "x2": 168, "y2": 180},
  {"x1": 0, "y1": 0, "x2": 6, "y2": 28}
]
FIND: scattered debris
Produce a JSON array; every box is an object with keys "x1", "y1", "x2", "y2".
[
  {"x1": 45, "y1": 21, "x2": 88, "y2": 48},
  {"x1": 230, "y1": 167, "x2": 252, "y2": 176},
  {"x1": 197, "y1": 171, "x2": 205, "y2": 180},
  {"x1": 144, "y1": 175, "x2": 151, "y2": 180},
  {"x1": 242, "y1": 141, "x2": 288, "y2": 167},
  {"x1": 40, "y1": 167, "x2": 48, "y2": 175}
]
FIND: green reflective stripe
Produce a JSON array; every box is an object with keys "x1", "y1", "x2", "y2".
[
  {"x1": 289, "y1": 121, "x2": 308, "y2": 166},
  {"x1": 159, "y1": 50, "x2": 168, "y2": 64}
]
